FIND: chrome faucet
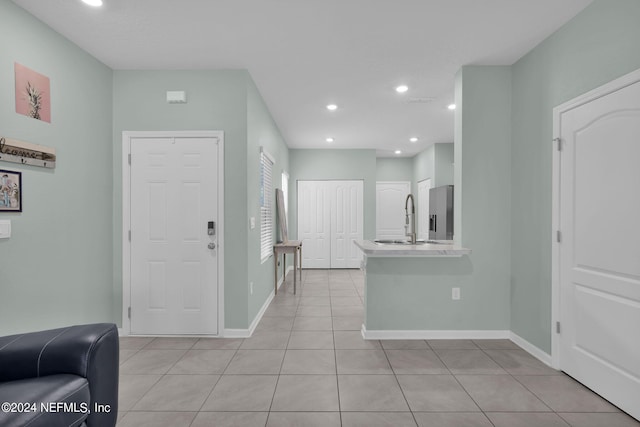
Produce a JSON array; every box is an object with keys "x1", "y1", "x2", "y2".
[{"x1": 404, "y1": 194, "x2": 416, "y2": 244}]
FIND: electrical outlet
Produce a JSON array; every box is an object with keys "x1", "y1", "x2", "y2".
[
  {"x1": 250, "y1": 282, "x2": 253, "y2": 295},
  {"x1": 452, "y1": 287, "x2": 460, "y2": 300},
  {"x1": 250, "y1": 217, "x2": 256, "y2": 230}
]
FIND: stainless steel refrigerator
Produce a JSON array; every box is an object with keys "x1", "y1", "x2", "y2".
[{"x1": 429, "y1": 185, "x2": 454, "y2": 240}]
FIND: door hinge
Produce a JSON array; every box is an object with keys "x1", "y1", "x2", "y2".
[
  {"x1": 128, "y1": 153, "x2": 131, "y2": 165},
  {"x1": 556, "y1": 321, "x2": 561, "y2": 334},
  {"x1": 128, "y1": 230, "x2": 131, "y2": 241},
  {"x1": 553, "y1": 138, "x2": 562, "y2": 151},
  {"x1": 556, "y1": 230, "x2": 562, "y2": 243},
  {"x1": 128, "y1": 307, "x2": 131, "y2": 319}
]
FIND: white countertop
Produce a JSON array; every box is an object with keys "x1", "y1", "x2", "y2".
[{"x1": 354, "y1": 240, "x2": 471, "y2": 258}]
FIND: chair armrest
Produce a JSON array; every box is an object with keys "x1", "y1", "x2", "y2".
[{"x1": 0, "y1": 323, "x2": 119, "y2": 427}]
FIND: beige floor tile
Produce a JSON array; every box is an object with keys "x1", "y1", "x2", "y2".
[
  {"x1": 266, "y1": 412, "x2": 341, "y2": 427},
  {"x1": 338, "y1": 375, "x2": 409, "y2": 411},
  {"x1": 254, "y1": 316, "x2": 295, "y2": 331},
  {"x1": 516, "y1": 375, "x2": 621, "y2": 412},
  {"x1": 117, "y1": 411, "x2": 196, "y2": 427},
  {"x1": 271, "y1": 375, "x2": 339, "y2": 411},
  {"x1": 119, "y1": 349, "x2": 187, "y2": 374},
  {"x1": 334, "y1": 331, "x2": 381, "y2": 349},
  {"x1": 201, "y1": 375, "x2": 278, "y2": 411},
  {"x1": 145, "y1": 337, "x2": 198, "y2": 349},
  {"x1": 558, "y1": 413, "x2": 640, "y2": 427},
  {"x1": 386, "y1": 349, "x2": 449, "y2": 374},
  {"x1": 281, "y1": 349, "x2": 336, "y2": 374},
  {"x1": 341, "y1": 412, "x2": 417, "y2": 427},
  {"x1": 168, "y1": 350, "x2": 236, "y2": 374},
  {"x1": 191, "y1": 412, "x2": 268, "y2": 427},
  {"x1": 224, "y1": 349, "x2": 285, "y2": 374},
  {"x1": 132, "y1": 374, "x2": 219, "y2": 411},
  {"x1": 397, "y1": 375, "x2": 480, "y2": 412},
  {"x1": 413, "y1": 413, "x2": 493, "y2": 427},
  {"x1": 456, "y1": 374, "x2": 550, "y2": 412},
  {"x1": 240, "y1": 329, "x2": 290, "y2": 349},
  {"x1": 484, "y1": 349, "x2": 561, "y2": 375},
  {"x1": 287, "y1": 331, "x2": 335, "y2": 349},
  {"x1": 292, "y1": 316, "x2": 333, "y2": 331},
  {"x1": 192, "y1": 338, "x2": 243, "y2": 350},
  {"x1": 296, "y1": 305, "x2": 332, "y2": 317},
  {"x1": 336, "y1": 349, "x2": 393, "y2": 374},
  {"x1": 381, "y1": 339, "x2": 429, "y2": 350},
  {"x1": 473, "y1": 339, "x2": 520, "y2": 350},
  {"x1": 118, "y1": 374, "x2": 162, "y2": 411},
  {"x1": 427, "y1": 339, "x2": 479, "y2": 350},
  {"x1": 118, "y1": 337, "x2": 154, "y2": 350},
  {"x1": 486, "y1": 412, "x2": 571, "y2": 427},
  {"x1": 332, "y1": 316, "x2": 363, "y2": 331},
  {"x1": 436, "y1": 349, "x2": 507, "y2": 374}
]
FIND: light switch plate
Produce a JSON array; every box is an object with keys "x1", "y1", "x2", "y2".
[
  {"x1": 0, "y1": 220, "x2": 11, "y2": 239},
  {"x1": 250, "y1": 217, "x2": 255, "y2": 229}
]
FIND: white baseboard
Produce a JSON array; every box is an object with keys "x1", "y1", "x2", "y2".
[
  {"x1": 510, "y1": 331, "x2": 553, "y2": 367},
  {"x1": 118, "y1": 328, "x2": 127, "y2": 336},
  {"x1": 223, "y1": 285, "x2": 276, "y2": 338},
  {"x1": 361, "y1": 325, "x2": 510, "y2": 340}
]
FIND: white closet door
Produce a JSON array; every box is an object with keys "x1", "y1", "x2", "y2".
[
  {"x1": 332, "y1": 181, "x2": 364, "y2": 268},
  {"x1": 376, "y1": 181, "x2": 411, "y2": 240},
  {"x1": 298, "y1": 181, "x2": 330, "y2": 268},
  {"x1": 417, "y1": 179, "x2": 432, "y2": 240}
]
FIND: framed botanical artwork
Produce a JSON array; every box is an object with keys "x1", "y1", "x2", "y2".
[
  {"x1": 15, "y1": 63, "x2": 51, "y2": 123},
  {"x1": 0, "y1": 169, "x2": 22, "y2": 212}
]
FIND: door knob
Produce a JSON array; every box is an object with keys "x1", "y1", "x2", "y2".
[{"x1": 208, "y1": 242, "x2": 216, "y2": 250}]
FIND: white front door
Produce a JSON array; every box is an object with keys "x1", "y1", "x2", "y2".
[
  {"x1": 129, "y1": 135, "x2": 221, "y2": 335},
  {"x1": 376, "y1": 181, "x2": 411, "y2": 240},
  {"x1": 555, "y1": 73, "x2": 640, "y2": 420},
  {"x1": 417, "y1": 179, "x2": 432, "y2": 240},
  {"x1": 332, "y1": 181, "x2": 364, "y2": 268},
  {"x1": 298, "y1": 180, "x2": 331, "y2": 268}
]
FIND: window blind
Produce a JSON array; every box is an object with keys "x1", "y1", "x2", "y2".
[{"x1": 260, "y1": 148, "x2": 274, "y2": 262}]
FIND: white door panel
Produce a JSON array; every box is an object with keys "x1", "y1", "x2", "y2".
[
  {"x1": 417, "y1": 179, "x2": 432, "y2": 240},
  {"x1": 332, "y1": 181, "x2": 364, "y2": 268},
  {"x1": 376, "y1": 182, "x2": 411, "y2": 240},
  {"x1": 298, "y1": 180, "x2": 363, "y2": 269},
  {"x1": 298, "y1": 181, "x2": 330, "y2": 268},
  {"x1": 558, "y1": 77, "x2": 640, "y2": 420},
  {"x1": 130, "y1": 136, "x2": 219, "y2": 335}
]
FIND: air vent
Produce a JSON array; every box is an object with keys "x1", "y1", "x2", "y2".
[{"x1": 407, "y1": 97, "x2": 435, "y2": 104}]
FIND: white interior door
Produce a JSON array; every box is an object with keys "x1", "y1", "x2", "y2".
[
  {"x1": 298, "y1": 181, "x2": 330, "y2": 268},
  {"x1": 557, "y1": 76, "x2": 640, "y2": 419},
  {"x1": 332, "y1": 181, "x2": 364, "y2": 268},
  {"x1": 376, "y1": 181, "x2": 411, "y2": 240},
  {"x1": 417, "y1": 179, "x2": 432, "y2": 240},
  {"x1": 130, "y1": 136, "x2": 220, "y2": 335}
]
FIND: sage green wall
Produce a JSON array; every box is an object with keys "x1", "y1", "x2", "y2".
[
  {"x1": 289, "y1": 149, "x2": 376, "y2": 241},
  {"x1": 113, "y1": 70, "x2": 251, "y2": 329},
  {"x1": 246, "y1": 78, "x2": 290, "y2": 324},
  {"x1": 375, "y1": 157, "x2": 413, "y2": 182},
  {"x1": 366, "y1": 67, "x2": 512, "y2": 332},
  {"x1": 412, "y1": 145, "x2": 434, "y2": 193},
  {"x1": 510, "y1": 0, "x2": 640, "y2": 352},
  {"x1": 0, "y1": 1, "x2": 113, "y2": 335},
  {"x1": 434, "y1": 143, "x2": 454, "y2": 187},
  {"x1": 455, "y1": 66, "x2": 512, "y2": 329}
]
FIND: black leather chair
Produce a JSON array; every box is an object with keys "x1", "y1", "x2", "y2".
[{"x1": 0, "y1": 323, "x2": 119, "y2": 427}]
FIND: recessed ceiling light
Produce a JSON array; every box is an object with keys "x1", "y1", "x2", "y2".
[
  {"x1": 326, "y1": 137, "x2": 334, "y2": 143},
  {"x1": 394, "y1": 150, "x2": 402, "y2": 155},
  {"x1": 409, "y1": 137, "x2": 418, "y2": 143},
  {"x1": 81, "y1": 0, "x2": 103, "y2": 6},
  {"x1": 448, "y1": 104, "x2": 456, "y2": 110},
  {"x1": 326, "y1": 104, "x2": 338, "y2": 111},
  {"x1": 395, "y1": 85, "x2": 409, "y2": 93}
]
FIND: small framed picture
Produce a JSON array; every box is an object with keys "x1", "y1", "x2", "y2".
[{"x1": 0, "y1": 169, "x2": 22, "y2": 212}]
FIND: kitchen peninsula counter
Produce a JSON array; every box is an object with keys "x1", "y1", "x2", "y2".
[{"x1": 354, "y1": 240, "x2": 471, "y2": 257}]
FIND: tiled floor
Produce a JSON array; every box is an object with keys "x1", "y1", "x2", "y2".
[{"x1": 117, "y1": 269, "x2": 639, "y2": 427}]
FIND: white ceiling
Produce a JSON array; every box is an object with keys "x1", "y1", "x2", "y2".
[{"x1": 13, "y1": 0, "x2": 593, "y2": 157}]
